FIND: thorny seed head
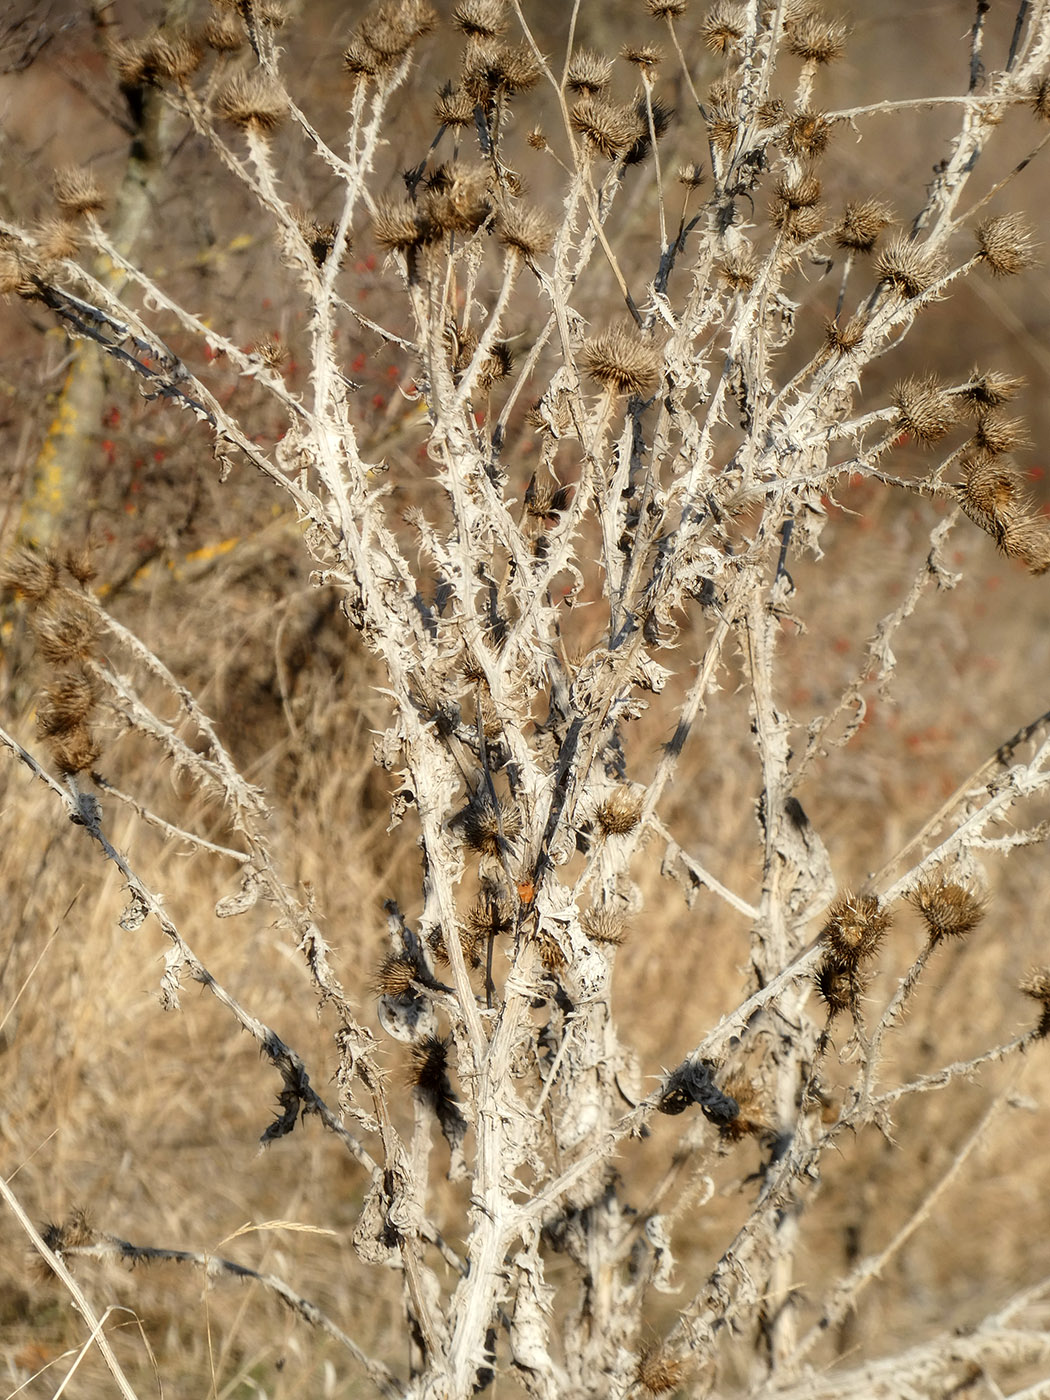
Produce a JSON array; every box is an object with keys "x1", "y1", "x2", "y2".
[
  {"x1": 646, "y1": 0, "x2": 688, "y2": 15},
  {"x1": 581, "y1": 906, "x2": 628, "y2": 946},
  {"x1": 718, "y1": 1072, "x2": 771, "y2": 1142},
  {"x1": 256, "y1": 1, "x2": 290, "y2": 29},
  {"x1": 114, "y1": 32, "x2": 202, "y2": 87},
  {"x1": 477, "y1": 342, "x2": 514, "y2": 390},
  {"x1": 956, "y1": 453, "x2": 1026, "y2": 541},
  {"x1": 581, "y1": 327, "x2": 660, "y2": 396},
  {"x1": 360, "y1": 0, "x2": 437, "y2": 57},
  {"x1": 451, "y1": 0, "x2": 507, "y2": 38},
  {"x1": 820, "y1": 892, "x2": 891, "y2": 967},
  {"x1": 834, "y1": 199, "x2": 892, "y2": 253},
  {"x1": 342, "y1": 39, "x2": 384, "y2": 80},
  {"x1": 876, "y1": 234, "x2": 946, "y2": 298},
  {"x1": 435, "y1": 83, "x2": 476, "y2": 127},
  {"x1": 421, "y1": 161, "x2": 491, "y2": 237},
  {"x1": 702, "y1": 2, "x2": 746, "y2": 54},
  {"x1": 462, "y1": 37, "x2": 541, "y2": 99},
  {"x1": 214, "y1": 73, "x2": 290, "y2": 133},
  {"x1": 636, "y1": 1347, "x2": 686, "y2": 1395},
  {"x1": 36, "y1": 672, "x2": 99, "y2": 738},
  {"x1": 815, "y1": 954, "x2": 868, "y2": 1018},
  {"x1": 459, "y1": 793, "x2": 522, "y2": 856},
  {"x1": 625, "y1": 96, "x2": 674, "y2": 164},
  {"x1": 372, "y1": 197, "x2": 425, "y2": 252},
  {"x1": 823, "y1": 313, "x2": 866, "y2": 355},
  {"x1": 1, "y1": 549, "x2": 60, "y2": 602},
  {"x1": 892, "y1": 375, "x2": 959, "y2": 447},
  {"x1": 998, "y1": 517, "x2": 1050, "y2": 574},
  {"x1": 784, "y1": 109, "x2": 832, "y2": 157},
  {"x1": 34, "y1": 219, "x2": 80, "y2": 263},
  {"x1": 52, "y1": 167, "x2": 105, "y2": 220},
  {"x1": 566, "y1": 49, "x2": 613, "y2": 95},
  {"x1": 253, "y1": 336, "x2": 287, "y2": 370},
  {"x1": 496, "y1": 204, "x2": 556, "y2": 260},
  {"x1": 40, "y1": 1209, "x2": 96, "y2": 1265},
  {"x1": 295, "y1": 214, "x2": 340, "y2": 268},
  {"x1": 1019, "y1": 967, "x2": 1050, "y2": 1037},
  {"x1": 772, "y1": 202, "x2": 823, "y2": 241},
  {"x1": 64, "y1": 546, "x2": 96, "y2": 587},
  {"x1": 776, "y1": 174, "x2": 821, "y2": 209},
  {"x1": 1028, "y1": 75, "x2": 1050, "y2": 121},
  {"x1": 716, "y1": 245, "x2": 757, "y2": 292},
  {"x1": 465, "y1": 888, "x2": 515, "y2": 941},
  {"x1": 48, "y1": 725, "x2": 102, "y2": 777},
  {"x1": 570, "y1": 95, "x2": 643, "y2": 160},
  {"x1": 676, "y1": 161, "x2": 706, "y2": 188},
  {"x1": 535, "y1": 930, "x2": 566, "y2": 971},
  {"x1": 595, "y1": 786, "x2": 644, "y2": 836},
  {"x1": 973, "y1": 412, "x2": 1030, "y2": 457},
  {"x1": 908, "y1": 876, "x2": 987, "y2": 943},
  {"x1": 962, "y1": 370, "x2": 1025, "y2": 410},
  {"x1": 406, "y1": 1034, "x2": 454, "y2": 1102},
  {"x1": 622, "y1": 42, "x2": 663, "y2": 71},
  {"x1": 373, "y1": 953, "x2": 420, "y2": 997},
  {"x1": 204, "y1": 15, "x2": 244, "y2": 51},
  {"x1": 786, "y1": 12, "x2": 848, "y2": 63},
  {"x1": 524, "y1": 478, "x2": 573, "y2": 519},
  {"x1": 975, "y1": 213, "x2": 1036, "y2": 277},
  {"x1": 33, "y1": 594, "x2": 100, "y2": 666}
]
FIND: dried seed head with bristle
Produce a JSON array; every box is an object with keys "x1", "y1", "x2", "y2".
[
  {"x1": 1029, "y1": 75, "x2": 1050, "y2": 121},
  {"x1": 464, "y1": 889, "x2": 515, "y2": 941},
  {"x1": 702, "y1": 2, "x2": 746, "y2": 53},
  {"x1": 646, "y1": 0, "x2": 688, "y2": 14},
  {"x1": 823, "y1": 314, "x2": 866, "y2": 355},
  {"x1": 372, "y1": 198, "x2": 425, "y2": 252},
  {"x1": 36, "y1": 672, "x2": 99, "y2": 738},
  {"x1": 570, "y1": 96, "x2": 642, "y2": 160},
  {"x1": 462, "y1": 37, "x2": 541, "y2": 99},
  {"x1": 115, "y1": 32, "x2": 202, "y2": 87},
  {"x1": 435, "y1": 83, "x2": 476, "y2": 127},
  {"x1": 815, "y1": 954, "x2": 868, "y2": 1018},
  {"x1": 595, "y1": 786, "x2": 644, "y2": 836},
  {"x1": 875, "y1": 234, "x2": 946, "y2": 298},
  {"x1": 999, "y1": 518, "x2": 1050, "y2": 574},
  {"x1": 459, "y1": 793, "x2": 523, "y2": 856},
  {"x1": 204, "y1": 15, "x2": 244, "y2": 51},
  {"x1": 716, "y1": 245, "x2": 757, "y2": 292},
  {"x1": 566, "y1": 49, "x2": 612, "y2": 95},
  {"x1": 784, "y1": 110, "x2": 832, "y2": 157},
  {"x1": 956, "y1": 453, "x2": 1027, "y2": 541},
  {"x1": 908, "y1": 877, "x2": 987, "y2": 942},
  {"x1": 771, "y1": 174, "x2": 823, "y2": 241},
  {"x1": 451, "y1": 0, "x2": 507, "y2": 37},
  {"x1": 1, "y1": 549, "x2": 60, "y2": 603},
  {"x1": 214, "y1": 73, "x2": 289, "y2": 134},
  {"x1": 295, "y1": 214, "x2": 340, "y2": 268},
  {"x1": 975, "y1": 213, "x2": 1036, "y2": 277},
  {"x1": 892, "y1": 375, "x2": 959, "y2": 447},
  {"x1": 834, "y1": 199, "x2": 892, "y2": 253},
  {"x1": 973, "y1": 412, "x2": 1030, "y2": 457},
  {"x1": 622, "y1": 42, "x2": 663, "y2": 70},
  {"x1": 581, "y1": 327, "x2": 660, "y2": 396},
  {"x1": 48, "y1": 725, "x2": 102, "y2": 777},
  {"x1": 34, "y1": 219, "x2": 80, "y2": 262},
  {"x1": 636, "y1": 1348, "x2": 686, "y2": 1395},
  {"x1": 820, "y1": 892, "x2": 891, "y2": 967},
  {"x1": 786, "y1": 12, "x2": 848, "y2": 63},
  {"x1": 962, "y1": 370, "x2": 1025, "y2": 410},
  {"x1": 581, "y1": 907, "x2": 627, "y2": 946},
  {"x1": 373, "y1": 953, "x2": 420, "y2": 997},
  {"x1": 676, "y1": 161, "x2": 706, "y2": 188},
  {"x1": 34, "y1": 594, "x2": 100, "y2": 666},
  {"x1": 421, "y1": 162, "x2": 491, "y2": 238},
  {"x1": 718, "y1": 1072, "x2": 771, "y2": 1142},
  {"x1": 407, "y1": 1034, "x2": 455, "y2": 1103},
  {"x1": 496, "y1": 204, "x2": 555, "y2": 260},
  {"x1": 52, "y1": 167, "x2": 105, "y2": 220},
  {"x1": 1019, "y1": 967, "x2": 1050, "y2": 1037}
]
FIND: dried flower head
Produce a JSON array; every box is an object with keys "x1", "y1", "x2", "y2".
[
  {"x1": 52, "y1": 167, "x2": 105, "y2": 220},
  {"x1": 676, "y1": 161, "x2": 706, "y2": 188},
  {"x1": 1029, "y1": 75, "x2": 1050, "y2": 121},
  {"x1": 459, "y1": 793, "x2": 523, "y2": 856},
  {"x1": 962, "y1": 370, "x2": 1025, "y2": 410},
  {"x1": 1, "y1": 548, "x2": 60, "y2": 602},
  {"x1": 581, "y1": 907, "x2": 627, "y2": 946},
  {"x1": 478, "y1": 342, "x2": 514, "y2": 390},
  {"x1": 823, "y1": 314, "x2": 866, "y2": 355},
  {"x1": 595, "y1": 786, "x2": 644, "y2": 836},
  {"x1": 451, "y1": 0, "x2": 507, "y2": 38},
  {"x1": 956, "y1": 453, "x2": 1026, "y2": 540},
  {"x1": 622, "y1": 42, "x2": 663, "y2": 70},
  {"x1": 215, "y1": 73, "x2": 289, "y2": 134},
  {"x1": 892, "y1": 375, "x2": 959, "y2": 447},
  {"x1": 815, "y1": 954, "x2": 867, "y2": 1018},
  {"x1": 435, "y1": 83, "x2": 476, "y2": 127},
  {"x1": 973, "y1": 412, "x2": 1030, "y2": 457},
  {"x1": 975, "y1": 213, "x2": 1036, "y2": 277},
  {"x1": 636, "y1": 1347, "x2": 686, "y2": 1395},
  {"x1": 626, "y1": 96, "x2": 674, "y2": 164},
  {"x1": 834, "y1": 199, "x2": 892, "y2": 253},
  {"x1": 1019, "y1": 967, "x2": 1050, "y2": 1037},
  {"x1": 204, "y1": 15, "x2": 244, "y2": 51},
  {"x1": 64, "y1": 546, "x2": 96, "y2": 586},
  {"x1": 496, "y1": 204, "x2": 555, "y2": 260},
  {"x1": 36, "y1": 672, "x2": 99, "y2": 738},
  {"x1": 407, "y1": 1034, "x2": 456, "y2": 1106},
  {"x1": 719, "y1": 1071, "x2": 771, "y2": 1142},
  {"x1": 567, "y1": 48, "x2": 613, "y2": 95},
  {"x1": 48, "y1": 725, "x2": 102, "y2": 777},
  {"x1": 786, "y1": 13, "x2": 848, "y2": 63},
  {"x1": 581, "y1": 327, "x2": 660, "y2": 396},
  {"x1": 294, "y1": 215, "x2": 340, "y2": 268},
  {"x1": 33, "y1": 594, "x2": 100, "y2": 666},
  {"x1": 360, "y1": 0, "x2": 437, "y2": 57},
  {"x1": 464, "y1": 888, "x2": 515, "y2": 941},
  {"x1": 570, "y1": 95, "x2": 642, "y2": 159},
  {"x1": 372, "y1": 197, "x2": 425, "y2": 252},
  {"x1": 999, "y1": 518, "x2": 1050, "y2": 574},
  {"x1": 422, "y1": 162, "x2": 491, "y2": 238},
  {"x1": 716, "y1": 246, "x2": 757, "y2": 292},
  {"x1": 908, "y1": 876, "x2": 987, "y2": 942},
  {"x1": 875, "y1": 234, "x2": 945, "y2": 298},
  {"x1": 115, "y1": 32, "x2": 202, "y2": 87},
  {"x1": 702, "y1": 2, "x2": 746, "y2": 53},
  {"x1": 784, "y1": 109, "x2": 832, "y2": 157},
  {"x1": 462, "y1": 37, "x2": 541, "y2": 99},
  {"x1": 820, "y1": 892, "x2": 891, "y2": 967},
  {"x1": 536, "y1": 930, "x2": 566, "y2": 971},
  {"x1": 373, "y1": 953, "x2": 420, "y2": 997},
  {"x1": 34, "y1": 219, "x2": 80, "y2": 263}
]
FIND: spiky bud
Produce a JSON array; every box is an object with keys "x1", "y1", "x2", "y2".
[
  {"x1": 956, "y1": 453, "x2": 1026, "y2": 541},
  {"x1": 595, "y1": 786, "x2": 644, "y2": 836},
  {"x1": 496, "y1": 204, "x2": 555, "y2": 260},
  {"x1": 999, "y1": 518, "x2": 1050, "y2": 574},
  {"x1": 462, "y1": 37, "x2": 541, "y2": 99},
  {"x1": 815, "y1": 954, "x2": 867, "y2": 1018},
  {"x1": 373, "y1": 953, "x2": 420, "y2": 997},
  {"x1": 570, "y1": 95, "x2": 642, "y2": 159},
  {"x1": 1028, "y1": 75, "x2": 1050, "y2": 121},
  {"x1": 372, "y1": 198, "x2": 425, "y2": 252},
  {"x1": 820, "y1": 891, "x2": 891, "y2": 967},
  {"x1": 676, "y1": 161, "x2": 706, "y2": 188},
  {"x1": 204, "y1": 15, "x2": 244, "y2": 52},
  {"x1": 962, "y1": 370, "x2": 1024, "y2": 410},
  {"x1": 451, "y1": 0, "x2": 507, "y2": 38},
  {"x1": 645, "y1": 0, "x2": 688, "y2": 16},
  {"x1": 786, "y1": 13, "x2": 848, "y2": 63},
  {"x1": 567, "y1": 49, "x2": 612, "y2": 95},
  {"x1": 784, "y1": 110, "x2": 831, "y2": 157},
  {"x1": 892, "y1": 375, "x2": 959, "y2": 448},
  {"x1": 214, "y1": 73, "x2": 289, "y2": 134},
  {"x1": 823, "y1": 314, "x2": 866, "y2": 354},
  {"x1": 435, "y1": 83, "x2": 476, "y2": 127},
  {"x1": 718, "y1": 1072, "x2": 771, "y2": 1142},
  {"x1": 834, "y1": 199, "x2": 892, "y2": 253},
  {"x1": 52, "y1": 167, "x2": 105, "y2": 220},
  {"x1": 702, "y1": 2, "x2": 745, "y2": 53},
  {"x1": 875, "y1": 235, "x2": 945, "y2": 297},
  {"x1": 464, "y1": 889, "x2": 515, "y2": 941},
  {"x1": 581, "y1": 327, "x2": 660, "y2": 396},
  {"x1": 622, "y1": 42, "x2": 663, "y2": 70},
  {"x1": 908, "y1": 876, "x2": 987, "y2": 943},
  {"x1": 295, "y1": 214, "x2": 340, "y2": 268},
  {"x1": 975, "y1": 213, "x2": 1036, "y2": 277},
  {"x1": 973, "y1": 412, "x2": 1029, "y2": 457}
]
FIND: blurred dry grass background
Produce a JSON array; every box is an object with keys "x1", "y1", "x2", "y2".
[{"x1": 2, "y1": 1, "x2": 1050, "y2": 1396}]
